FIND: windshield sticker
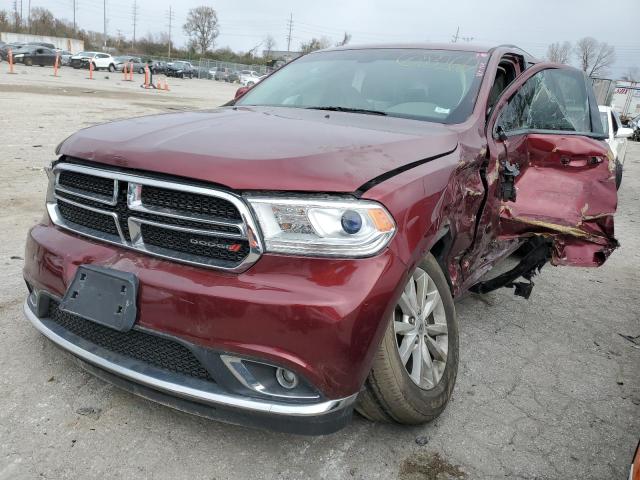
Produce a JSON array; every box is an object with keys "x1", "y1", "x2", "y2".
[
  {"x1": 435, "y1": 106, "x2": 450, "y2": 114},
  {"x1": 475, "y1": 61, "x2": 487, "y2": 78}
]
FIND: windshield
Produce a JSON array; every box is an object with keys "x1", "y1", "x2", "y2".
[{"x1": 236, "y1": 48, "x2": 487, "y2": 123}]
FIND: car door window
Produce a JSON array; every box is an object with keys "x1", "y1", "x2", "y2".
[{"x1": 497, "y1": 69, "x2": 595, "y2": 135}]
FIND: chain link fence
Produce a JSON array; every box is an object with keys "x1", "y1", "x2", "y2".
[{"x1": 147, "y1": 56, "x2": 268, "y2": 80}]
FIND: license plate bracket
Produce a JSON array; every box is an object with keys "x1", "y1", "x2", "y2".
[{"x1": 59, "y1": 265, "x2": 139, "y2": 332}]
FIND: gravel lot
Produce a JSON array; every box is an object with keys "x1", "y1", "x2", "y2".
[{"x1": 1, "y1": 65, "x2": 638, "y2": 480}]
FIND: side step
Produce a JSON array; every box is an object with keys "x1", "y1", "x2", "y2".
[{"x1": 470, "y1": 237, "x2": 552, "y2": 299}]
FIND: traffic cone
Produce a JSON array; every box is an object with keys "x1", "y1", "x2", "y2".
[
  {"x1": 7, "y1": 49, "x2": 15, "y2": 74},
  {"x1": 129, "y1": 62, "x2": 134, "y2": 81},
  {"x1": 53, "y1": 54, "x2": 59, "y2": 77},
  {"x1": 122, "y1": 62, "x2": 128, "y2": 80},
  {"x1": 88, "y1": 60, "x2": 94, "y2": 80}
]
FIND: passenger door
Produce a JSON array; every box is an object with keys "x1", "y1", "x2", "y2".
[{"x1": 485, "y1": 64, "x2": 617, "y2": 267}]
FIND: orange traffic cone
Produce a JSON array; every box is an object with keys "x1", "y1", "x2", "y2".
[{"x1": 7, "y1": 49, "x2": 16, "y2": 74}]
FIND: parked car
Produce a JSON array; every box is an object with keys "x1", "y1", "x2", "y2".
[
  {"x1": 26, "y1": 41, "x2": 56, "y2": 49},
  {"x1": 13, "y1": 46, "x2": 57, "y2": 66},
  {"x1": 627, "y1": 112, "x2": 640, "y2": 142},
  {"x1": 599, "y1": 105, "x2": 633, "y2": 189},
  {"x1": 214, "y1": 67, "x2": 232, "y2": 81},
  {"x1": 148, "y1": 60, "x2": 167, "y2": 74},
  {"x1": 238, "y1": 70, "x2": 262, "y2": 86},
  {"x1": 55, "y1": 49, "x2": 73, "y2": 66},
  {"x1": 113, "y1": 56, "x2": 145, "y2": 73},
  {"x1": 0, "y1": 43, "x2": 28, "y2": 61},
  {"x1": 227, "y1": 70, "x2": 240, "y2": 83},
  {"x1": 166, "y1": 60, "x2": 195, "y2": 78},
  {"x1": 70, "y1": 52, "x2": 116, "y2": 71},
  {"x1": 24, "y1": 44, "x2": 618, "y2": 435}
]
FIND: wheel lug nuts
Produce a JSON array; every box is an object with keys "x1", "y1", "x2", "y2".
[{"x1": 409, "y1": 317, "x2": 415, "y2": 325}]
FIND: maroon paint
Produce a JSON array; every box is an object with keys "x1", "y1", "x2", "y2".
[
  {"x1": 24, "y1": 221, "x2": 408, "y2": 398},
  {"x1": 27, "y1": 45, "x2": 619, "y2": 400}
]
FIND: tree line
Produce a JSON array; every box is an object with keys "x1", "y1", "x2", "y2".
[
  {"x1": 1, "y1": 5, "x2": 350, "y2": 64},
  {"x1": 546, "y1": 37, "x2": 637, "y2": 81}
]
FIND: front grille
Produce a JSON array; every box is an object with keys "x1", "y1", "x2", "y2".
[
  {"x1": 141, "y1": 223, "x2": 249, "y2": 262},
  {"x1": 51, "y1": 162, "x2": 259, "y2": 271},
  {"x1": 142, "y1": 185, "x2": 241, "y2": 220},
  {"x1": 59, "y1": 171, "x2": 114, "y2": 197},
  {"x1": 48, "y1": 300, "x2": 213, "y2": 381},
  {"x1": 57, "y1": 200, "x2": 119, "y2": 236}
]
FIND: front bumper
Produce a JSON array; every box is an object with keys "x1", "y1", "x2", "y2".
[
  {"x1": 23, "y1": 222, "x2": 407, "y2": 433},
  {"x1": 24, "y1": 299, "x2": 355, "y2": 434}
]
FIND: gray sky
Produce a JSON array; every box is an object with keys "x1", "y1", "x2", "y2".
[{"x1": 18, "y1": 0, "x2": 640, "y2": 77}]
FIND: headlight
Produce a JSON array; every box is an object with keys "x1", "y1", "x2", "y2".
[
  {"x1": 247, "y1": 197, "x2": 395, "y2": 257},
  {"x1": 14, "y1": 54, "x2": 24, "y2": 58}
]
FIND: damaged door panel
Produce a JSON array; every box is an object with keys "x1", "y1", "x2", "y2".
[
  {"x1": 499, "y1": 134, "x2": 617, "y2": 266},
  {"x1": 487, "y1": 63, "x2": 618, "y2": 268},
  {"x1": 466, "y1": 63, "x2": 618, "y2": 295}
]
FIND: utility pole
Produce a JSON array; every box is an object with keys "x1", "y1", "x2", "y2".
[
  {"x1": 286, "y1": 13, "x2": 293, "y2": 52},
  {"x1": 73, "y1": 0, "x2": 76, "y2": 35},
  {"x1": 451, "y1": 26, "x2": 473, "y2": 43},
  {"x1": 27, "y1": 0, "x2": 31, "y2": 32},
  {"x1": 103, "y1": 0, "x2": 107, "y2": 49},
  {"x1": 131, "y1": 0, "x2": 139, "y2": 48},
  {"x1": 167, "y1": 6, "x2": 174, "y2": 58}
]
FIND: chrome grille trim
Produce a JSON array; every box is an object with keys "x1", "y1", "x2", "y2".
[{"x1": 48, "y1": 162, "x2": 264, "y2": 272}]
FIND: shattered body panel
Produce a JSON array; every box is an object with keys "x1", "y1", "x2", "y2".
[{"x1": 499, "y1": 135, "x2": 617, "y2": 266}]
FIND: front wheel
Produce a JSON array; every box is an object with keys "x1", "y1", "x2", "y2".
[
  {"x1": 356, "y1": 253, "x2": 458, "y2": 424},
  {"x1": 108, "y1": 64, "x2": 115, "y2": 72}
]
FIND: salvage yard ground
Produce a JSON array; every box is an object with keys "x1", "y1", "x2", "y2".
[{"x1": 0, "y1": 65, "x2": 639, "y2": 480}]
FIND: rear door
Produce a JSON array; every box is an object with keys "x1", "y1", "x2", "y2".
[{"x1": 485, "y1": 63, "x2": 617, "y2": 267}]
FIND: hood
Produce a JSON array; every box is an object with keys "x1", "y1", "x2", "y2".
[{"x1": 58, "y1": 106, "x2": 459, "y2": 192}]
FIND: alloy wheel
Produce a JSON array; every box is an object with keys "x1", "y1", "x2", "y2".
[{"x1": 393, "y1": 267, "x2": 448, "y2": 390}]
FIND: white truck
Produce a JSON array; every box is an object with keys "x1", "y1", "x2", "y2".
[{"x1": 610, "y1": 81, "x2": 640, "y2": 120}]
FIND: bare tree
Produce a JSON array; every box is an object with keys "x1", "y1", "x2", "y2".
[
  {"x1": 263, "y1": 35, "x2": 276, "y2": 59},
  {"x1": 574, "y1": 37, "x2": 616, "y2": 77},
  {"x1": 546, "y1": 41, "x2": 572, "y2": 64},
  {"x1": 621, "y1": 67, "x2": 640, "y2": 83},
  {"x1": 336, "y1": 32, "x2": 352, "y2": 47},
  {"x1": 300, "y1": 36, "x2": 331, "y2": 54},
  {"x1": 183, "y1": 6, "x2": 219, "y2": 55}
]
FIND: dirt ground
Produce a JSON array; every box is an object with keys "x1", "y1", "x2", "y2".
[{"x1": 0, "y1": 64, "x2": 638, "y2": 480}]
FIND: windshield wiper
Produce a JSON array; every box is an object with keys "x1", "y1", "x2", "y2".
[{"x1": 306, "y1": 106, "x2": 387, "y2": 116}]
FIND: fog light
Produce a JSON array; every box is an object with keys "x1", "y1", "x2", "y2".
[{"x1": 275, "y1": 367, "x2": 299, "y2": 389}]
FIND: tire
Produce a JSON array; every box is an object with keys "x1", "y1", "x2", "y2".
[
  {"x1": 25, "y1": 58, "x2": 33, "y2": 66},
  {"x1": 139, "y1": 68, "x2": 145, "y2": 74},
  {"x1": 108, "y1": 64, "x2": 115, "y2": 72},
  {"x1": 356, "y1": 253, "x2": 458, "y2": 424},
  {"x1": 615, "y1": 159, "x2": 623, "y2": 190}
]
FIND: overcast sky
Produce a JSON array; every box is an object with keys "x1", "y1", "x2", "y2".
[{"x1": 16, "y1": 0, "x2": 639, "y2": 77}]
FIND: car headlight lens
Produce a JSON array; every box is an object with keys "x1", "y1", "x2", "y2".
[
  {"x1": 246, "y1": 197, "x2": 395, "y2": 257},
  {"x1": 14, "y1": 54, "x2": 24, "y2": 58}
]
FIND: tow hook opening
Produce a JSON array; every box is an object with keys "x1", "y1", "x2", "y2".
[{"x1": 470, "y1": 237, "x2": 553, "y2": 299}]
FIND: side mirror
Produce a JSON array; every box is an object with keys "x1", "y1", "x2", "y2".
[
  {"x1": 234, "y1": 86, "x2": 250, "y2": 99},
  {"x1": 615, "y1": 127, "x2": 634, "y2": 139}
]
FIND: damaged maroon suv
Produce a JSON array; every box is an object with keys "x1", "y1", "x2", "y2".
[{"x1": 23, "y1": 44, "x2": 617, "y2": 434}]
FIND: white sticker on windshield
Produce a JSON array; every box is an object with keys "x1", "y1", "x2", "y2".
[{"x1": 435, "y1": 106, "x2": 450, "y2": 114}]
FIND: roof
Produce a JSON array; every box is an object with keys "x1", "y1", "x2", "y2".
[{"x1": 324, "y1": 42, "x2": 500, "y2": 53}]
